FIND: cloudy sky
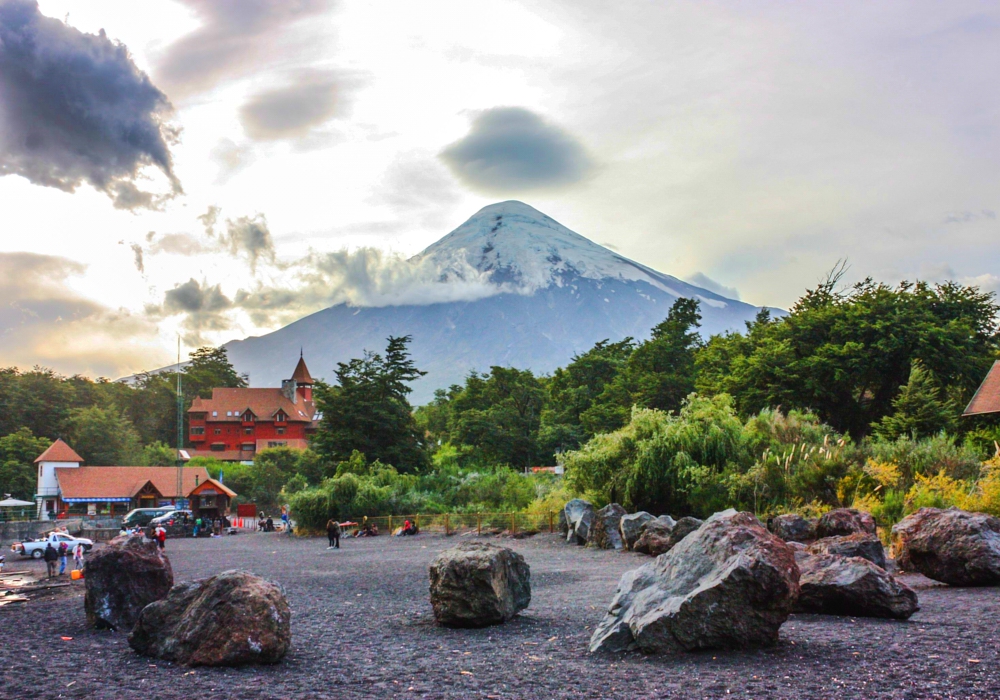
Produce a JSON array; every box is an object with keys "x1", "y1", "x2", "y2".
[{"x1": 1, "y1": 0, "x2": 998, "y2": 378}]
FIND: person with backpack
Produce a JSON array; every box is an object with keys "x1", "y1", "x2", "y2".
[
  {"x1": 326, "y1": 518, "x2": 341, "y2": 549},
  {"x1": 43, "y1": 542, "x2": 58, "y2": 578}
]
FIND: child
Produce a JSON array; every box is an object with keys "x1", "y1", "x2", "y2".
[{"x1": 73, "y1": 542, "x2": 84, "y2": 572}]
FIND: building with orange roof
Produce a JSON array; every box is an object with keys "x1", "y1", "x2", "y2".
[
  {"x1": 964, "y1": 361, "x2": 1000, "y2": 416},
  {"x1": 186, "y1": 355, "x2": 319, "y2": 463},
  {"x1": 34, "y1": 439, "x2": 232, "y2": 521}
]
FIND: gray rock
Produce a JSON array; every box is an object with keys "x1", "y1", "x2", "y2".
[
  {"x1": 619, "y1": 512, "x2": 654, "y2": 551},
  {"x1": 557, "y1": 508, "x2": 568, "y2": 537},
  {"x1": 589, "y1": 503, "x2": 627, "y2": 550},
  {"x1": 768, "y1": 513, "x2": 816, "y2": 542},
  {"x1": 129, "y1": 570, "x2": 291, "y2": 666},
  {"x1": 815, "y1": 508, "x2": 877, "y2": 539},
  {"x1": 590, "y1": 511, "x2": 800, "y2": 654},
  {"x1": 808, "y1": 533, "x2": 886, "y2": 569},
  {"x1": 563, "y1": 499, "x2": 595, "y2": 545},
  {"x1": 892, "y1": 507, "x2": 1000, "y2": 586},
  {"x1": 84, "y1": 536, "x2": 173, "y2": 631},
  {"x1": 634, "y1": 516, "x2": 703, "y2": 557},
  {"x1": 428, "y1": 542, "x2": 530, "y2": 627},
  {"x1": 795, "y1": 553, "x2": 919, "y2": 619},
  {"x1": 655, "y1": 515, "x2": 677, "y2": 528}
]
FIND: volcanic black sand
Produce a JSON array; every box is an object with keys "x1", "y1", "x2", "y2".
[{"x1": 2, "y1": 531, "x2": 999, "y2": 699}]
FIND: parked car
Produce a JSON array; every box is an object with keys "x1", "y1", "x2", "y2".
[
  {"x1": 149, "y1": 510, "x2": 192, "y2": 526},
  {"x1": 11, "y1": 532, "x2": 94, "y2": 559},
  {"x1": 121, "y1": 507, "x2": 173, "y2": 529}
]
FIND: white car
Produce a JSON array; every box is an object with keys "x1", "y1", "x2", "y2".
[{"x1": 11, "y1": 532, "x2": 94, "y2": 559}]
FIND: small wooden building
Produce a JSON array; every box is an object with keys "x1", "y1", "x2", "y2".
[{"x1": 188, "y1": 478, "x2": 237, "y2": 522}]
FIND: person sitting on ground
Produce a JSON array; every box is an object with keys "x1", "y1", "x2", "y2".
[{"x1": 43, "y1": 542, "x2": 58, "y2": 578}]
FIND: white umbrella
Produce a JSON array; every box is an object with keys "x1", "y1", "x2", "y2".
[{"x1": 0, "y1": 498, "x2": 34, "y2": 507}]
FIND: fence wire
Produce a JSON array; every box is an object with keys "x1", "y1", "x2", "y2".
[{"x1": 340, "y1": 512, "x2": 558, "y2": 537}]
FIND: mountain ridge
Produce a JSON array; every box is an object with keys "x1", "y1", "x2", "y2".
[{"x1": 222, "y1": 202, "x2": 777, "y2": 404}]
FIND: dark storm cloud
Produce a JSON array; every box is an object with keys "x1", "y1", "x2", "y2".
[
  {"x1": 440, "y1": 107, "x2": 592, "y2": 193},
  {"x1": 240, "y1": 71, "x2": 345, "y2": 141},
  {"x1": 0, "y1": 0, "x2": 180, "y2": 209},
  {"x1": 157, "y1": 0, "x2": 333, "y2": 97},
  {"x1": 218, "y1": 214, "x2": 276, "y2": 272},
  {"x1": 152, "y1": 279, "x2": 235, "y2": 343}
]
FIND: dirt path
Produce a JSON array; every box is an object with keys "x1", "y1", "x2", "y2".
[{"x1": 1, "y1": 532, "x2": 998, "y2": 699}]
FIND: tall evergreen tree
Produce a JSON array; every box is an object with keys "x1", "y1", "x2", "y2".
[
  {"x1": 312, "y1": 336, "x2": 428, "y2": 472},
  {"x1": 873, "y1": 362, "x2": 958, "y2": 440}
]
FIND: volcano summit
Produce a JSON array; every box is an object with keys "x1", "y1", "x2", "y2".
[{"x1": 225, "y1": 202, "x2": 774, "y2": 404}]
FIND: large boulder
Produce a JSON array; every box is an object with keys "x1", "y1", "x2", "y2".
[
  {"x1": 428, "y1": 542, "x2": 530, "y2": 627},
  {"x1": 620, "y1": 512, "x2": 654, "y2": 551},
  {"x1": 589, "y1": 504, "x2": 627, "y2": 550},
  {"x1": 768, "y1": 514, "x2": 816, "y2": 543},
  {"x1": 816, "y1": 508, "x2": 877, "y2": 539},
  {"x1": 796, "y1": 554, "x2": 918, "y2": 619},
  {"x1": 590, "y1": 510, "x2": 800, "y2": 654},
  {"x1": 633, "y1": 516, "x2": 702, "y2": 557},
  {"x1": 84, "y1": 536, "x2": 173, "y2": 631},
  {"x1": 808, "y1": 533, "x2": 886, "y2": 569},
  {"x1": 892, "y1": 507, "x2": 1000, "y2": 586},
  {"x1": 563, "y1": 499, "x2": 595, "y2": 545},
  {"x1": 129, "y1": 570, "x2": 290, "y2": 666},
  {"x1": 557, "y1": 508, "x2": 569, "y2": 537}
]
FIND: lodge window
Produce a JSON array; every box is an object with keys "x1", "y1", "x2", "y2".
[
  {"x1": 268, "y1": 441, "x2": 287, "y2": 448},
  {"x1": 244, "y1": 427, "x2": 253, "y2": 435},
  {"x1": 191, "y1": 427, "x2": 205, "y2": 435},
  {"x1": 277, "y1": 427, "x2": 285, "y2": 435},
  {"x1": 214, "y1": 428, "x2": 221, "y2": 435},
  {"x1": 210, "y1": 444, "x2": 226, "y2": 452}
]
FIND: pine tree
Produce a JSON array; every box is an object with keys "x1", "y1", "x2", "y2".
[{"x1": 873, "y1": 362, "x2": 957, "y2": 440}]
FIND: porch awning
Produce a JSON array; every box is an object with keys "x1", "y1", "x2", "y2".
[{"x1": 61, "y1": 497, "x2": 133, "y2": 503}]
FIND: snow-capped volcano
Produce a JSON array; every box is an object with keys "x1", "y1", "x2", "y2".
[
  {"x1": 415, "y1": 201, "x2": 720, "y2": 305},
  {"x1": 224, "y1": 202, "x2": 774, "y2": 403}
]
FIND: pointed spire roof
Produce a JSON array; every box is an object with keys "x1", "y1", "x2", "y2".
[
  {"x1": 291, "y1": 355, "x2": 314, "y2": 385},
  {"x1": 34, "y1": 439, "x2": 84, "y2": 464}
]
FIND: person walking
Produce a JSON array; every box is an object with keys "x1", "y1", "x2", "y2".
[
  {"x1": 155, "y1": 525, "x2": 167, "y2": 550},
  {"x1": 58, "y1": 541, "x2": 68, "y2": 575},
  {"x1": 43, "y1": 542, "x2": 58, "y2": 578},
  {"x1": 326, "y1": 518, "x2": 341, "y2": 549},
  {"x1": 72, "y1": 542, "x2": 84, "y2": 572}
]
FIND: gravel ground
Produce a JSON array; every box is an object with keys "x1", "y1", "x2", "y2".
[{"x1": 2, "y1": 531, "x2": 1000, "y2": 699}]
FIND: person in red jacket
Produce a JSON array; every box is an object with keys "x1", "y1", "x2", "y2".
[{"x1": 154, "y1": 525, "x2": 167, "y2": 550}]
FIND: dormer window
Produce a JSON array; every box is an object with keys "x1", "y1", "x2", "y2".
[{"x1": 275, "y1": 410, "x2": 286, "y2": 422}]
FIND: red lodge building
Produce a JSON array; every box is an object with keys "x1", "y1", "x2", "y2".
[{"x1": 186, "y1": 356, "x2": 319, "y2": 463}]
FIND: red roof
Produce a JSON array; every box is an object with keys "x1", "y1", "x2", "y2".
[
  {"x1": 55, "y1": 466, "x2": 214, "y2": 500},
  {"x1": 189, "y1": 387, "x2": 315, "y2": 423},
  {"x1": 291, "y1": 356, "x2": 314, "y2": 384},
  {"x1": 35, "y1": 439, "x2": 84, "y2": 464},
  {"x1": 965, "y1": 361, "x2": 1000, "y2": 415},
  {"x1": 190, "y1": 477, "x2": 238, "y2": 499}
]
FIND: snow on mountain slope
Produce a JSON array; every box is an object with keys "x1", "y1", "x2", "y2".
[
  {"x1": 222, "y1": 201, "x2": 777, "y2": 404},
  {"x1": 415, "y1": 201, "x2": 728, "y2": 307}
]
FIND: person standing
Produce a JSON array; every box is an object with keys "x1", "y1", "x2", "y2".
[
  {"x1": 326, "y1": 518, "x2": 341, "y2": 549},
  {"x1": 43, "y1": 542, "x2": 58, "y2": 578},
  {"x1": 72, "y1": 542, "x2": 84, "y2": 572},
  {"x1": 155, "y1": 525, "x2": 167, "y2": 550},
  {"x1": 58, "y1": 541, "x2": 69, "y2": 575},
  {"x1": 193, "y1": 516, "x2": 201, "y2": 537}
]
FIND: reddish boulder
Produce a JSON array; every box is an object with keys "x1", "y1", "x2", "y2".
[
  {"x1": 129, "y1": 570, "x2": 291, "y2": 666},
  {"x1": 84, "y1": 536, "x2": 173, "y2": 631},
  {"x1": 796, "y1": 554, "x2": 918, "y2": 619},
  {"x1": 633, "y1": 516, "x2": 701, "y2": 557},
  {"x1": 816, "y1": 508, "x2": 876, "y2": 539},
  {"x1": 808, "y1": 533, "x2": 886, "y2": 569},
  {"x1": 892, "y1": 507, "x2": 1000, "y2": 586}
]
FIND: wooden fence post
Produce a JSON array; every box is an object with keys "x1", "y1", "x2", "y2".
[
  {"x1": 477, "y1": 513, "x2": 481, "y2": 536},
  {"x1": 549, "y1": 511, "x2": 554, "y2": 533},
  {"x1": 388, "y1": 515, "x2": 392, "y2": 533},
  {"x1": 510, "y1": 512, "x2": 516, "y2": 534},
  {"x1": 444, "y1": 513, "x2": 450, "y2": 536}
]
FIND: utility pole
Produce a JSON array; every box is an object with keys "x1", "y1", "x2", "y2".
[{"x1": 175, "y1": 337, "x2": 184, "y2": 508}]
